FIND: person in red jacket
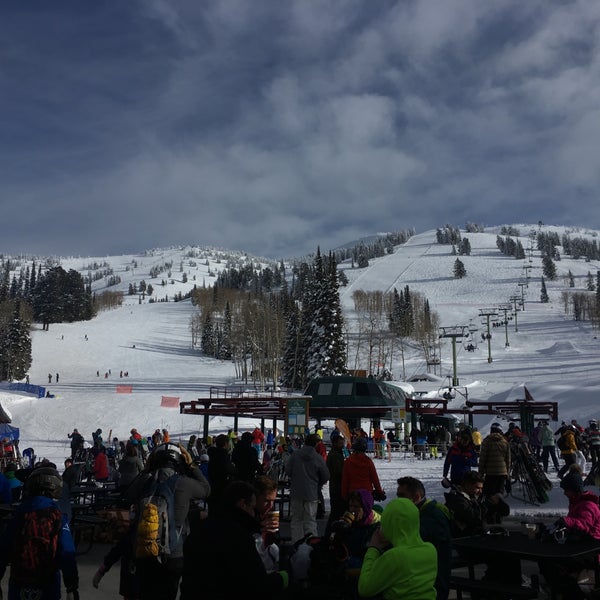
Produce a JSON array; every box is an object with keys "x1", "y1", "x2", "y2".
[
  {"x1": 93, "y1": 447, "x2": 110, "y2": 482},
  {"x1": 341, "y1": 438, "x2": 386, "y2": 501},
  {"x1": 251, "y1": 427, "x2": 265, "y2": 459}
]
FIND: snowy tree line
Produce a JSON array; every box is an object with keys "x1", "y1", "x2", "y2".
[
  {"x1": 496, "y1": 235, "x2": 526, "y2": 260},
  {"x1": 190, "y1": 247, "x2": 439, "y2": 390}
]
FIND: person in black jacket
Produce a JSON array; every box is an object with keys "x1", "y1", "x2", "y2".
[
  {"x1": 68, "y1": 429, "x2": 84, "y2": 459},
  {"x1": 444, "y1": 471, "x2": 518, "y2": 584},
  {"x1": 181, "y1": 480, "x2": 288, "y2": 600},
  {"x1": 125, "y1": 443, "x2": 210, "y2": 600},
  {"x1": 231, "y1": 431, "x2": 262, "y2": 483},
  {"x1": 207, "y1": 434, "x2": 236, "y2": 515}
]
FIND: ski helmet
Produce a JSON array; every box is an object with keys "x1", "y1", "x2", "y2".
[{"x1": 23, "y1": 466, "x2": 63, "y2": 499}]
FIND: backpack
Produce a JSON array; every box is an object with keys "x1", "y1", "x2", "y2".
[
  {"x1": 134, "y1": 473, "x2": 180, "y2": 562},
  {"x1": 11, "y1": 506, "x2": 63, "y2": 587},
  {"x1": 557, "y1": 434, "x2": 569, "y2": 451}
]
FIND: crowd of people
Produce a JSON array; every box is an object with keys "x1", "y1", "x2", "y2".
[{"x1": 0, "y1": 418, "x2": 597, "y2": 599}]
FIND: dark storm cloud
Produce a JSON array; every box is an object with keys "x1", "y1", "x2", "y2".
[{"x1": 2, "y1": 0, "x2": 600, "y2": 259}]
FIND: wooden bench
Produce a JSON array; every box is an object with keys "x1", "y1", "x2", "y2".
[{"x1": 449, "y1": 575, "x2": 538, "y2": 600}]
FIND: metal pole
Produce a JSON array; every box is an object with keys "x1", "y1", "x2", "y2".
[
  {"x1": 452, "y1": 337, "x2": 459, "y2": 386},
  {"x1": 486, "y1": 315, "x2": 492, "y2": 363},
  {"x1": 478, "y1": 309, "x2": 498, "y2": 364},
  {"x1": 510, "y1": 296, "x2": 520, "y2": 333}
]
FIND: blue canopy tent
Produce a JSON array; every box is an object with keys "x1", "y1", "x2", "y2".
[{"x1": 0, "y1": 423, "x2": 19, "y2": 442}]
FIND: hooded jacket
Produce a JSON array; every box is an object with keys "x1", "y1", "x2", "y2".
[
  {"x1": 478, "y1": 432, "x2": 510, "y2": 476},
  {"x1": 558, "y1": 428, "x2": 577, "y2": 455},
  {"x1": 285, "y1": 444, "x2": 329, "y2": 501},
  {"x1": 344, "y1": 489, "x2": 381, "y2": 568},
  {"x1": 563, "y1": 491, "x2": 600, "y2": 539},
  {"x1": 358, "y1": 498, "x2": 437, "y2": 600}
]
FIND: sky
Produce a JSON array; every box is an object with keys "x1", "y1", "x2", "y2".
[
  {"x1": 3, "y1": 1, "x2": 600, "y2": 259},
  {"x1": 2, "y1": 224, "x2": 600, "y2": 524}
]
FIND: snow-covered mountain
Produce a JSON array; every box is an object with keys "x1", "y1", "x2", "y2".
[{"x1": 2, "y1": 224, "x2": 600, "y2": 470}]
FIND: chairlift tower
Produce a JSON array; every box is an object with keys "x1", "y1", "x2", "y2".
[
  {"x1": 478, "y1": 308, "x2": 498, "y2": 363},
  {"x1": 498, "y1": 303, "x2": 512, "y2": 348},
  {"x1": 439, "y1": 326, "x2": 468, "y2": 386},
  {"x1": 518, "y1": 280, "x2": 527, "y2": 310},
  {"x1": 509, "y1": 295, "x2": 521, "y2": 332}
]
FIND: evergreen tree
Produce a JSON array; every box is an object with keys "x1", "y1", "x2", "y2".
[
  {"x1": 540, "y1": 277, "x2": 549, "y2": 303},
  {"x1": 568, "y1": 270, "x2": 575, "y2": 288},
  {"x1": 300, "y1": 249, "x2": 346, "y2": 386},
  {"x1": 200, "y1": 311, "x2": 215, "y2": 356},
  {"x1": 28, "y1": 262, "x2": 36, "y2": 302},
  {"x1": 586, "y1": 272, "x2": 595, "y2": 292},
  {"x1": 218, "y1": 301, "x2": 232, "y2": 360},
  {"x1": 281, "y1": 295, "x2": 303, "y2": 389},
  {"x1": 453, "y1": 258, "x2": 466, "y2": 278},
  {"x1": 515, "y1": 240, "x2": 526, "y2": 260},
  {"x1": 542, "y1": 255, "x2": 557, "y2": 281},
  {"x1": 0, "y1": 300, "x2": 32, "y2": 381},
  {"x1": 0, "y1": 262, "x2": 9, "y2": 303}
]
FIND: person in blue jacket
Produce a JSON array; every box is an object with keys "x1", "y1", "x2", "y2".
[
  {"x1": 442, "y1": 428, "x2": 478, "y2": 487},
  {"x1": 0, "y1": 465, "x2": 79, "y2": 600},
  {"x1": 0, "y1": 469, "x2": 13, "y2": 504}
]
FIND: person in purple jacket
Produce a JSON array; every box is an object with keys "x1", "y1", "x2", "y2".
[{"x1": 539, "y1": 465, "x2": 600, "y2": 598}]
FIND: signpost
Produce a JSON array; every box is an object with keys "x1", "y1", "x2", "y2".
[{"x1": 286, "y1": 396, "x2": 310, "y2": 436}]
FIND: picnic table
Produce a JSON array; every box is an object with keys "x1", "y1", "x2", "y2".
[{"x1": 452, "y1": 529, "x2": 600, "y2": 599}]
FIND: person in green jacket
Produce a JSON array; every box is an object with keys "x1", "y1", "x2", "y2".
[
  {"x1": 396, "y1": 476, "x2": 451, "y2": 600},
  {"x1": 357, "y1": 498, "x2": 437, "y2": 600}
]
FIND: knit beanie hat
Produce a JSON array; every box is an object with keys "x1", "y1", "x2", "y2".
[{"x1": 560, "y1": 468, "x2": 584, "y2": 493}]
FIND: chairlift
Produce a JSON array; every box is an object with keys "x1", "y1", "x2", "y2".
[{"x1": 463, "y1": 338, "x2": 478, "y2": 352}]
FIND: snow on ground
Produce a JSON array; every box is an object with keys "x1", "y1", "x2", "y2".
[{"x1": 2, "y1": 225, "x2": 600, "y2": 517}]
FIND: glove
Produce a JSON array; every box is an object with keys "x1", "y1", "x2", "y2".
[
  {"x1": 373, "y1": 490, "x2": 387, "y2": 502},
  {"x1": 555, "y1": 517, "x2": 566, "y2": 528},
  {"x1": 93, "y1": 564, "x2": 106, "y2": 588},
  {"x1": 441, "y1": 477, "x2": 452, "y2": 489},
  {"x1": 179, "y1": 443, "x2": 193, "y2": 467},
  {"x1": 278, "y1": 570, "x2": 289, "y2": 589},
  {"x1": 66, "y1": 590, "x2": 79, "y2": 600}
]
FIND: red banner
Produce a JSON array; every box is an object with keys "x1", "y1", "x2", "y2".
[
  {"x1": 161, "y1": 396, "x2": 180, "y2": 408},
  {"x1": 116, "y1": 385, "x2": 133, "y2": 394}
]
